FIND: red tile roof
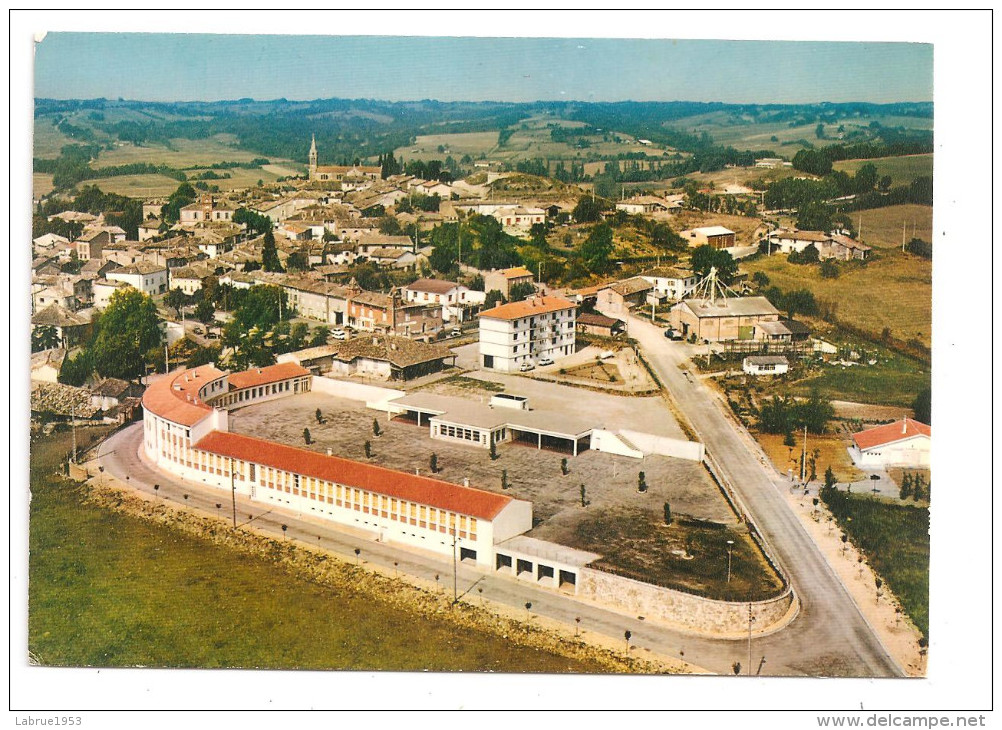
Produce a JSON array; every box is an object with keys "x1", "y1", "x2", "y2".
[
  {"x1": 852, "y1": 418, "x2": 931, "y2": 451},
  {"x1": 480, "y1": 295, "x2": 575, "y2": 321},
  {"x1": 141, "y1": 365, "x2": 227, "y2": 427},
  {"x1": 227, "y1": 362, "x2": 310, "y2": 390},
  {"x1": 194, "y1": 431, "x2": 514, "y2": 521}
]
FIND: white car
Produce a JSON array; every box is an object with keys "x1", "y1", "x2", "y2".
[
  {"x1": 519, "y1": 362, "x2": 535, "y2": 372},
  {"x1": 538, "y1": 357, "x2": 554, "y2": 367},
  {"x1": 331, "y1": 329, "x2": 348, "y2": 341}
]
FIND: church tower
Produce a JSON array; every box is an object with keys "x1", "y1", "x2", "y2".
[{"x1": 309, "y1": 134, "x2": 318, "y2": 180}]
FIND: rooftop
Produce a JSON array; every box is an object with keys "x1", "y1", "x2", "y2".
[
  {"x1": 479, "y1": 295, "x2": 575, "y2": 321},
  {"x1": 852, "y1": 418, "x2": 931, "y2": 451},
  {"x1": 681, "y1": 295, "x2": 779, "y2": 318},
  {"x1": 194, "y1": 430, "x2": 514, "y2": 521},
  {"x1": 604, "y1": 276, "x2": 654, "y2": 297},
  {"x1": 405, "y1": 278, "x2": 461, "y2": 295},
  {"x1": 142, "y1": 365, "x2": 228, "y2": 426},
  {"x1": 227, "y1": 362, "x2": 310, "y2": 391}
]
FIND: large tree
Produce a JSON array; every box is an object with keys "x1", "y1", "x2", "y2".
[
  {"x1": 90, "y1": 288, "x2": 163, "y2": 379},
  {"x1": 261, "y1": 230, "x2": 284, "y2": 272},
  {"x1": 690, "y1": 245, "x2": 737, "y2": 285},
  {"x1": 580, "y1": 223, "x2": 614, "y2": 274}
]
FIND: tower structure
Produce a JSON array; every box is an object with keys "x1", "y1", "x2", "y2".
[{"x1": 309, "y1": 134, "x2": 318, "y2": 180}]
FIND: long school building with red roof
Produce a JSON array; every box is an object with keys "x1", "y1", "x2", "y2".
[{"x1": 142, "y1": 363, "x2": 532, "y2": 566}]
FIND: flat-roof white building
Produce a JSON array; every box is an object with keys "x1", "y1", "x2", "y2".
[
  {"x1": 107, "y1": 262, "x2": 168, "y2": 297},
  {"x1": 479, "y1": 295, "x2": 576, "y2": 372}
]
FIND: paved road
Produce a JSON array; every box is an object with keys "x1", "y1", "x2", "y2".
[
  {"x1": 96, "y1": 424, "x2": 798, "y2": 676},
  {"x1": 626, "y1": 314, "x2": 902, "y2": 677}
]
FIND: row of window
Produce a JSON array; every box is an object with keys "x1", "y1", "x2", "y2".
[{"x1": 438, "y1": 424, "x2": 484, "y2": 443}]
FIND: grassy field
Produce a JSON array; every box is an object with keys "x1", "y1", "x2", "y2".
[
  {"x1": 571, "y1": 509, "x2": 784, "y2": 602},
  {"x1": 399, "y1": 131, "x2": 500, "y2": 161},
  {"x1": 84, "y1": 174, "x2": 185, "y2": 198},
  {"x1": 821, "y1": 489, "x2": 930, "y2": 638},
  {"x1": 185, "y1": 166, "x2": 290, "y2": 191},
  {"x1": 740, "y1": 246, "x2": 932, "y2": 348},
  {"x1": 94, "y1": 136, "x2": 279, "y2": 168},
  {"x1": 833, "y1": 154, "x2": 933, "y2": 188},
  {"x1": 32, "y1": 119, "x2": 79, "y2": 158},
  {"x1": 28, "y1": 430, "x2": 613, "y2": 672},
  {"x1": 33, "y1": 173, "x2": 55, "y2": 198},
  {"x1": 854, "y1": 204, "x2": 933, "y2": 249}
]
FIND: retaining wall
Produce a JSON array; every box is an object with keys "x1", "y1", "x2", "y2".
[
  {"x1": 589, "y1": 429, "x2": 644, "y2": 459},
  {"x1": 618, "y1": 429, "x2": 704, "y2": 462},
  {"x1": 311, "y1": 376, "x2": 405, "y2": 409},
  {"x1": 577, "y1": 567, "x2": 796, "y2": 637}
]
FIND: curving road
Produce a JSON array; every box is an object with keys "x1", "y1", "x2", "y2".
[
  {"x1": 92, "y1": 318, "x2": 901, "y2": 676},
  {"x1": 626, "y1": 314, "x2": 902, "y2": 677}
]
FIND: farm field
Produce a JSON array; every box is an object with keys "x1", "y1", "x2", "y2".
[
  {"x1": 398, "y1": 131, "x2": 499, "y2": 161},
  {"x1": 32, "y1": 120, "x2": 78, "y2": 158},
  {"x1": 855, "y1": 204, "x2": 933, "y2": 249},
  {"x1": 185, "y1": 166, "x2": 295, "y2": 191},
  {"x1": 85, "y1": 173, "x2": 184, "y2": 198},
  {"x1": 94, "y1": 136, "x2": 292, "y2": 168},
  {"x1": 740, "y1": 247, "x2": 932, "y2": 348},
  {"x1": 33, "y1": 173, "x2": 54, "y2": 198},
  {"x1": 833, "y1": 154, "x2": 933, "y2": 187}
]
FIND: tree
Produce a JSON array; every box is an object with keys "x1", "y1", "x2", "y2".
[
  {"x1": 364, "y1": 440, "x2": 372, "y2": 458},
  {"x1": 580, "y1": 223, "x2": 614, "y2": 274},
  {"x1": 819, "y1": 259, "x2": 840, "y2": 279},
  {"x1": 429, "y1": 453, "x2": 438, "y2": 474},
  {"x1": 912, "y1": 387, "x2": 931, "y2": 425},
  {"x1": 90, "y1": 288, "x2": 162, "y2": 379},
  {"x1": 824, "y1": 466, "x2": 837, "y2": 490},
  {"x1": 572, "y1": 196, "x2": 604, "y2": 223},
  {"x1": 261, "y1": 230, "x2": 284, "y2": 272},
  {"x1": 315, "y1": 408, "x2": 323, "y2": 424},
  {"x1": 58, "y1": 349, "x2": 93, "y2": 386},
  {"x1": 165, "y1": 288, "x2": 188, "y2": 314},
  {"x1": 372, "y1": 418, "x2": 381, "y2": 437},
  {"x1": 489, "y1": 439, "x2": 498, "y2": 461},
  {"x1": 796, "y1": 201, "x2": 833, "y2": 233},
  {"x1": 637, "y1": 471, "x2": 647, "y2": 493},
  {"x1": 690, "y1": 245, "x2": 737, "y2": 285},
  {"x1": 899, "y1": 473, "x2": 912, "y2": 500},
  {"x1": 580, "y1": 484, "x2": 587, "y2": 507},
  {"x1": 502, "y1": 470, "x2": 509, "y2": 490},
  {"x1": 194, "y1": 298, "x2": 216, "y2": 325},
  {"x1": 31, "y1": 326, "x2": 61, "y2": 352},
  {"x1": 287, "y1": 251, "x2": 310, "y2": 272},
  {"x1": 303, "y1": 428, "x2": 311, "y2": 445},
  {"x1": 469, "y1": 274, "x2": 485, "y2": 292},
  {"x1": 752, "y1": 271, "x2": 770, "y2": 288},
  {"x1": 508, "y1": 281, "x2": 536, "y2": 301},
  {"x1": 663, "y1": 501, "x2": 672, "y2": 525},
  {"x1": 787, "y1": 243, "x2": 820, "y2": 265},
  {"x1": 560, "y1": 457, "x2": 568, "y2": 476}
]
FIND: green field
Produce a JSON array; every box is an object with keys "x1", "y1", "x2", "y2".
[
  {"x1": 28, "y1": 430, "x2": 613, "y2": 672},
  {"x1": 84, "y1": 173, "x2": 185, "y2": 198},
  {"x1": 834, "y1": 154, "x2": 933, "y2": 187},
  {"x1": 32, "y1": 119, "x2": 79, "y2": 158},
  {"x1": 94, "y1": 136, "x2": 276, "y2": 168},
  {"x1": 822, "y1": 489, "x2": 929, "y2": 638},
  {"x1": 741, "y1": 245, "x2": 932, "y2": 348}
]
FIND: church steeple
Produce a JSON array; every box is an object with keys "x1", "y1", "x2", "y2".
[{"x1": 309, "y1": 134, "x2": 318, "y2": 179}]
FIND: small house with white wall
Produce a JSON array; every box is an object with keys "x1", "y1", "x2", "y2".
[
  {"x1": 848, "y1": 418, "x2": 931, "y2": 469},
  {"x1": 742, "y1": 355, "x2": 789, "y2": 376}
]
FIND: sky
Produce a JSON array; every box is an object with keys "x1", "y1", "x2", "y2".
[{"x1": 33, "y1": 33, "x2": 933, "y2": 105}]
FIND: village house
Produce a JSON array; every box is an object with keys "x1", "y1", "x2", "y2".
[
  {"x1": 179, "y1": 195, "x2": 236, "y2": 225},
  {"x1": 483, "y1": 266, "x2": 535, "y2": 299},
  {"x1": 639, "y1": 266, "x2": 699, "y2": 302},
  {"x1": 30, "y1": 348, "x2": 66, "y2": 383},
  {"x1": 595, "y1": 277, "x2": 656, "y2": 319},
  {"x1": 742, "y1": 355, "x2": 790, "y2": 376},
  {"x1": 357, "y1": 233, "x2": 415, "y2": 254},
  {"x1": 279, "y1": 335, "x2": 457, "y2": 381},
  {"x1": 848, "y1": 418, "x2": 931, "y2": 469},
  {"x1": 107, "y1": 261, "x2": 169, "y2": 297},
  {"x1": 31, "y1": 304, "x2": 92, "y2": 349},
  {"x1": 92, "y1": 278, "x2": 130, "y2": 309},
  {"x1": 680, "y1": 225, "x2": 736, "y2": 251},
  {"x1": 403, "y1": 278, "x2": 486, "y2": 323},
  {"x1": 345, "y1": 286, "x2": 443, "y2": 337},
  {"x1": 575, "y1": 312, "x2": 625, "y2": 338},
  {"x1": 615, "y1": 195, "x2": 670, "y2": 215}
]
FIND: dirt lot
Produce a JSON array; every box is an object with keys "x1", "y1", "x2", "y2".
[
  {"x1": 227, "y1": 391, "x2": 734, "y2": 549},
  {"x1": 755, "y1": 431, "x2": 864, "y2": 484}
]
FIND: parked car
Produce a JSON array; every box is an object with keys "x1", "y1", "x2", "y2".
[
  {"x1": 331, "y1": 329, "x2": 348, "y2": 341},
  {"x1": 664, "y1": 328, "x2": 683, "y2": 341},
  {"x1": 205, "y1": 331, "x2": 220, "y2": 340},
  {"x1": 449, "y1": 328, "x2": 463, "y2": 338},
  {"x1": 519, "y1": 361, "x2": 535, "y2": 372},
  {"x1": 193, "y1": 326, "x2": 204, "y2": 335},
  {"x1": 538, "y1": 356, "x2": 554, "y2": 366}
]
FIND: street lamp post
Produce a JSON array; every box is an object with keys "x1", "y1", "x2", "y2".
[
  {"x1": 230, "y1": 457, "x2": 237, "y2": 528},
  {"x1": 726, "y1": 540, "x2": 735, "y2": 583},
  {"x1": 452, "y1": 524, "x2": 459, "y2": 604}
]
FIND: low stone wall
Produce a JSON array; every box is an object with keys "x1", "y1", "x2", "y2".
[
  {"x1": 619, "y1": 429, "x2": 704, "y2": 462},
  {"x1": 577, "y1": 567, "x2": 796, "y2": 638}
]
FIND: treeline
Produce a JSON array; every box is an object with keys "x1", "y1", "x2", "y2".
[
  {"x1": 34, "y1": 184, "x2": 143, "y2": 239},
  {"x1": 764, "y1": 164, "x2": 933, "y2": 212},
  {"x1": 792, "y1": 135, "x2": 934, "y2": 176}
]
